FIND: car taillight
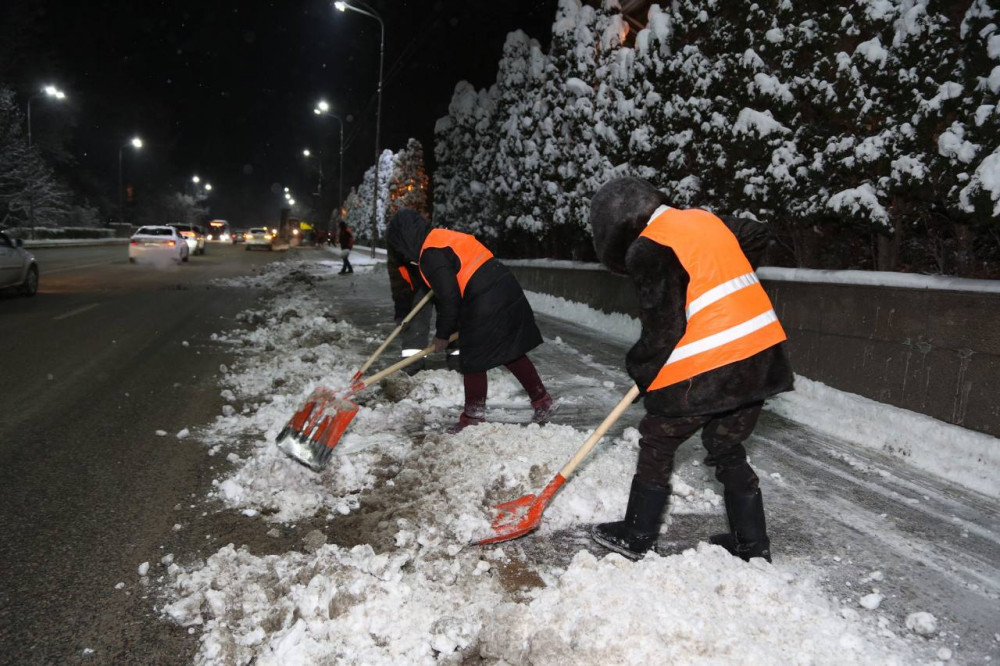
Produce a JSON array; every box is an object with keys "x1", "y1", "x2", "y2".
[
  {"x1": 168, "y1": 241, "x2": 176, "y2": 247},
  {"x1": 181, "y1": 231, "x2": 194, "y2": 238},
  {"x1": 130, "y1": 240, "x2": 138, "y2": 245}
]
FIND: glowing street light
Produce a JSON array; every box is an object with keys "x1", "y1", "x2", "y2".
[
  {"x1": 192, "y1": 175, "x2": 201, "y2": 184},
  {"x1": 118, "y1": 136, "x2": 143, "y2": 224},
  {"x1": 205, "y1": 183, "x2": 212, "y2": 191},
  {"x1": 302, "y1": 148, "x2": 311, "y2": 157},
  {"x1": 27, "y1": 85, "x2": 67, "y2": 147},
  {"x1": 333, "y1": 1, "x2": 384, "y2": 257},
  {"x1": 284, "y1": 186, "x2": 290, "y2": 193},
  {"x1": 313, "y1": 99, "x2": 345, "y2": 227},
  {"x1": 289, "y1": 199, "x2": 296, "y2": 206}
]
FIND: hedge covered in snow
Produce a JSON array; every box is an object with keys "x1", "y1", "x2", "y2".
[{"x1": 432, "y1": 0, "x2": 1000, "y2": 276}]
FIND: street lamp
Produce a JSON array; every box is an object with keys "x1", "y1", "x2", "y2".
[
  {"x1": 27, "y1": 85, "x2": 67, "y2": 147},
  {"x1": 313, "y1": 99, "x2": 345, "y2": 227},
  {"x1": 302, "y1": 147, "x2": 324, "y2": 200},
  {"x1": 118, "y1": 136, "x2": 143, "y2": 224},
  {"x1": 204, "y1": 183, "x2": 212, "y2": 192},
  {"x1": 333, "y1": 1, "x2": 384, "y2": 258}
]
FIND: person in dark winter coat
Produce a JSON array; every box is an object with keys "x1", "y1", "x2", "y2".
[
  {"x1": 338, "y1": 220, "x2": 354, "y2": 274},
  {"x1": 588, "y1": 176, "x2": 794, "y2": 562},
  {"x1": 386, "y1": 209, "x2": 554, "y2": 432},
  {"x1": 387, "y1": 234, "x2": 447, "y2": 375}
]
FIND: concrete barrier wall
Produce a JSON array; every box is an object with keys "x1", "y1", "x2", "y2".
[{"x1": 507, "y1": 262, "x2": 1000, "y2": 438}]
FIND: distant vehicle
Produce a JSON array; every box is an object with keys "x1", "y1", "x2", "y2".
[
  {"x1": 168, "y1": 224, "x2": 206, "y2": 255},
  {"x1": 129, "y1": 226, "x2": 189, "y2": 263},
  {"x1": 245, "y1": 227, "x2": 273, "y2": 251},
  {"x1": 207, "y1": 219, "x2": 234, "y2": 243},
  {"x1": 0, "y1": 230, "x2": 39, "y2": 296},
  {"x1": 232, "y1": 229, "x2": 247, "y2": 243}
]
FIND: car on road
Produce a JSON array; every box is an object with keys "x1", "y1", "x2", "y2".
[
  {"x1": 129, "y1": 226, "x2": 189, "y2": 263},
  {"x1": 232, "y1": 229, "x2": 247, "y2": 243},
  {"x1": 168, "y1": 224, "x2": 206, "y2": 255},
  {"x1": 245, "y1": 227, "x2": 273, "y2": 251},
  {"x1": 0, "y1": 230, "x2": 39, "y2": 296}
]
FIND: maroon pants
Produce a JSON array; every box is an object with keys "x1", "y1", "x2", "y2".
[{"x1": 462, "y1": 355, "x2": 547, "y2": 417}]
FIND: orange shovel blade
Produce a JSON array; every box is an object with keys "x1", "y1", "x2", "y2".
[
  {"x1": 276, "y1": 395, "x2": 359, "y2": 470},
  {"x1": 474, "y1": 474, "x2": 566, "y2": 546}
]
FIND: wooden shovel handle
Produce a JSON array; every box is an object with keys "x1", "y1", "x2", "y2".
[
  {"x1": 356, "y1": 290, "x2": 434, "y2": 377},
  {"x1": 357, "y1": 332, "x2": 458, "y2": 388},
  {"x1": 557, "y1": 385, "x2": 640, "y2": 479}
]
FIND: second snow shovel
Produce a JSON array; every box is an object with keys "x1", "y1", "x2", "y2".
[
  {"x1": 475, "y1": 384, "x2": 641, "y2": 546},
  {"x1": 275, "y1": 333, "x2": 458, "y2": 471},
  {"x1": 350, "y1": 290, "x2": 434, "y2": 387}
]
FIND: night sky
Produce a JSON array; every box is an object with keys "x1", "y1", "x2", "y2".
[{"x1": 1, "y1": 0, "x2": 559, "y2": 227}]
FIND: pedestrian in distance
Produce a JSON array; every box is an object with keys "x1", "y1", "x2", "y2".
[
  {"x1": 587, "y1": 176, "x2": 794, "y2": 562},
  {"x1": 386, "y1": 209, "x2": 554, "y2": 433},
  {"x1": 338, "y1": 220, "x2": 354, "y2": 274}
]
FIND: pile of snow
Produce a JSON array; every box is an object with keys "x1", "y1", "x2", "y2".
[
  {"x1": 155, "y1": 263, "x2": 937, "y2": 664},
  {"x1": 770, "y1": 376, "x2": 1000, "y2": 499},
  {"x1": 526, "y1": 290, "x2": 640, "y2": 343}
]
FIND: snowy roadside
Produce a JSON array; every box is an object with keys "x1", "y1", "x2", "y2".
[
  {"x1": 143, "y1": 258, "x2": 971, "y2": 664},
  {"x1": 526, "y1": 290, "x2": 1000, "y2": 501}
]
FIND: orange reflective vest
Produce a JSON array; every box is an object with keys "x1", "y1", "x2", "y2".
[
  {"x1": 419, "y1": 229, "x2": 494, "y2": 296},
  {"x1": 640, "y1": 206, "x2": 786, "y2": 391},
  {"x1": 399, "y1": 266, "x2": 414, "y2": 291}
]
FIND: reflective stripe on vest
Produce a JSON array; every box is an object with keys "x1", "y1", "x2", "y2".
[
  {"x1": 640, "y1": 207, "x2": 786, "y2": 390},
  {"x1": 419, "y1": 229, "x2": 494, "y2": 297},
  {"x1": 399, "y1": 265, "x2": 414, "y2": 291}
]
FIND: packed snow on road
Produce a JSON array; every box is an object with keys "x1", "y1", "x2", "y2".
[{"x1": 149, "y1": 259, "x2": 991, "y2": 665}]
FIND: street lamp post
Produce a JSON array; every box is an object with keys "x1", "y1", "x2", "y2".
[
  {"x1": 303, "y1": 148, "x2": 323, "y2": 197},
  {"x1": 118, "y1": 137, "x2": 143, "y2": 225},
  {"x1": 26, "y1": 85, "x2": 66, "y2": 147},
  {"x1": 314, "y1": 101, "x2": 345, "y2": 226},
  {"x1": 334, "y1": 1, "x2": 384, "y2": 258}
]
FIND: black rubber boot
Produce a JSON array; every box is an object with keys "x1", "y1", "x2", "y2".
[
  {"x1": 591, "y1": 476, "x2": 670, "y2": 560},
  {"x1": 709, "y1": 489, "x2": 772, "y2": 562}
]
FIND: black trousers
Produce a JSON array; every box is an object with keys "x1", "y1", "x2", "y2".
[{"x1": 635, "y1": 401, "x2": 763, "y2": 494}]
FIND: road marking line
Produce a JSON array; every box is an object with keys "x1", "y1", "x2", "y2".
[
  {"x1": 53, "y1": 303, "x2": 101, "y2": 321},
  {"x1": 44, "y1": 260, "x2": 117, "y2": 275}
]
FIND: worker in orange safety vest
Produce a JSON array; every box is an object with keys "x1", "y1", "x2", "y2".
[
  {"x1": 386, "y1": 209, "x2": 554, "y2": 433},
  {"x1": 587, "y1": 177, "x2": 794, "y2": 562}
]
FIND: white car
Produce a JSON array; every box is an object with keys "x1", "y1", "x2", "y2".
[
  {"x1": 129, "y1": 226, "x2": 189, "y2": 263},
  {"x1": 168, "y1": 224, "x2": 206, "y2": 255},
  {"x1": 0, "y1": 230, "x2": 39, "y2": 296},
  {"x1": 245, "y1": 227, "x2": 273, "y2": 251}
]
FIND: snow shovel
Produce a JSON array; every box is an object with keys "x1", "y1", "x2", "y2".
[
  {"x1": 349, "y1": 290, "x2": 434, "y2": 387},
  {"x1": 475, "y1": 384, "x2": 641, "y2": 546},
  {"x1": 275, "y1": 332, "x2": 458, "y2": 470}
]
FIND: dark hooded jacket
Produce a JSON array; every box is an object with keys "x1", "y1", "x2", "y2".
[
  {"x1": 386, "y1": 209, "x2": 542, "y2": 373},
  {"x1": 589, "y1": 177, "x2": 793, "y2": 417},
  {"x1": 387, "y1": 242, "x2": 430, "y2": 322}
]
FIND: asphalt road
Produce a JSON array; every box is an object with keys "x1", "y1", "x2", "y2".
[{"x1": 0, "y1": 242, "x2": 285, "y2": 664}]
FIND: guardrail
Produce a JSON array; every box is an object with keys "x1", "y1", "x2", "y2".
[{"x1": 23, "y1": 238, "x2": 130, "y2": 249}]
